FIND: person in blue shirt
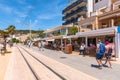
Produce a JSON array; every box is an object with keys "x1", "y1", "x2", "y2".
[{"x1": 96, "y1": 40, "x2": 105, "y2": 69}]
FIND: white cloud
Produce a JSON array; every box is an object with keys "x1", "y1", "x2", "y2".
[
  {"x1": 0, "y1": 4, "x2": 13, "y2": 13},
  {"x1": 27, "y1": 5, "x2": 34, "y2": 9},
  {"x1": 17, "y1": 0, "x2": 26, "y2": 4},
  {"x1": 15, "y1": 19, "x2": 21, "y2": 23},
  {"x1": 37, "y1": 13, "x2": 61, "y2": 20},
  {"x1": 14, "y1": 10, "x2": 28, "y2": 18},
  {"x1": 35, "y1": 0, "x2": 64, "y2": 20}
]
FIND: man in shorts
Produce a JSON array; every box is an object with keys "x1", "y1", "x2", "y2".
[{"x1": 96, "y1": 40, "x2": 105, "y2": 69}]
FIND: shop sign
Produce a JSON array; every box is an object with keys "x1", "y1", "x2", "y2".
[{"x1": 118, "y1": 26, "x2": 120, "y2": 33}]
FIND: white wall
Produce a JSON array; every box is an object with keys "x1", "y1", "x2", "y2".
[
  {"x1": 115, "y1": 27, "x2": 120, "y2": 58},
  {"x1": 87, "y1": 0, "x2": 93, "y2": 17},
  {"x1": 117, "y1": 33, "x2": 120, "y2": 58}
]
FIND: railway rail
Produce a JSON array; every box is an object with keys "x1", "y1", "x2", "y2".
[{"x1": 17, "y1": 46, "x2": 66, "y2": 80}]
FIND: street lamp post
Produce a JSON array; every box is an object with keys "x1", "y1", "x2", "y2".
[
  {"x1": 18, "y1": 20, "x2": 32, "y2": 40},
  {"x1": 29, "y1": 20, "x2": 32, "y2": 40}
]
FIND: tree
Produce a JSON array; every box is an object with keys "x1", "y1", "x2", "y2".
[
  {"x1": 37, "y1": 30, "x2": 45, "y2": 38},
  {"x1": 6, "y1": 25, "x2": 16, "y2": 35},
  {"x1": 0, "y1": 30, "x2": 9, "y2": 39},
  {"x1": 0, "y1": 30, "x2": 9, "y2": 52},
  {"x1": 0, "y1": 25, "x2": 16, "y2": 52},
  {"x1": 69, "y1": 25, "x2": 78, "y2": 35},
  {"x1": 12, "y1": 38, "x2": 20, "y2": 43}
]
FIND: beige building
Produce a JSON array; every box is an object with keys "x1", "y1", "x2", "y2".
[
  {"x1": 20, "y1": 34, "x2": 29, "y2": 42},
  {"x1": 37, "y1": 0, "x2": 120, "y2": 58},
  {"x1": 77, "y1": 0, "x2": 120, "y2": 58},
  {"x1": 44, "y1": 25, "x2": 73, "y2": 37},
  {"x1": 78, "y1": 0, "x2": 120, "y2": 32}
]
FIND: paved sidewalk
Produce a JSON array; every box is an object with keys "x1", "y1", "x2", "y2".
[
  {"x1": 0, "y1": 44, "x2": 11, "y2": 80},
  {"x1": 26, "y1": 44, "x2": 120, "y2": 80},
  {"x1": 0, "y1": 54, "x2": 11, "y2": 80},
  {"x1": 4, "y1": 46, "x2": 35, "y2": 80}
]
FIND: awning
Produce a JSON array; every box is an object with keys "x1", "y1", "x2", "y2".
[
  {"x1": 76, "y1": 27, "x2": 117, "y2": 37},
  {"x1": 46, "y1": 39, "x2": 55, "y2": 42},
  {"x1": 62, "y1": 35, "x2": 78, "y2": 39},
  {"x1": 52, "y1": 36, "x2": 62, "y2": 39}
]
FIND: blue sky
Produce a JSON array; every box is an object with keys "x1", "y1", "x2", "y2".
[{"x1": 0, "y1": 0, "x2": 68, "y2": 30}]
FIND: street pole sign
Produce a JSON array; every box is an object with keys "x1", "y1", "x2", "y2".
[{"x1": 118, "y1": 26, "x2": 120, "y2": 33}]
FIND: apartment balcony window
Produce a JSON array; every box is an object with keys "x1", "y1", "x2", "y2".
[
  {"x1": 101, "y1": 23, "x2": 108, "y2": 28},
  {"x1": 81, "y1": 24, "x2": 92, "y2": 29},
  {"x1": 62, "y1": 0, "x2": 87, "y2": 14},
  {"x1": 63, "y1": 17, "x2": 79, "y2": 25},
  {"x1": 63, "y1": 6, "x2": 87, "y2": 20}
]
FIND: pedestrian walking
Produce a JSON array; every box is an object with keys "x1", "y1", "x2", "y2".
[
  {"x1": 41, "y1": 41, "x2": 45, "y2": 51},
  {"x1": 79, "y1": 43, "x2": 85, "y2": 56},
  {"x1": 53, "y1": 43, "x2": 57, "y2": 50},
  {"x1": 28, "y1": 41, "x2": 31, "y2": 48},
  {"x1": 104, "y1": 41, "x2": 113, "y2": 68},
  {"x1": 38, "y1": 41, "x2": 42, "y2": 51},
  {"x1": 9, "y1": 40, "x2": 13, "y2": 48},
  {"x1": 96, "y1": 40, "x2": 105, "y2": 69}
]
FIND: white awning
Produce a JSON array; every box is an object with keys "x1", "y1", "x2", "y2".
[
  {"x1": 46, "y1": 39, "x2": 55, "y2": 42},
  {"x1": 62, "y1": 35, "x2": 78, "y2": 39},
  {"x1": 52, "y1": 36, "x2": 62, "y2": 39},
  {"x1": 76, "y1": 27, "x2": 117, "y2": 37}
]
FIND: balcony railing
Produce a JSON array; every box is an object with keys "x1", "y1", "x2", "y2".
[
  {"x1": 63, "y1": 0, "x2": 87, "y2": 14},
  {"x1": 62, "y1": 18, "x2": 78, "y2": 25},
  {"x1": 62, "y1": 6, "x2": 87, "y2": 20}
]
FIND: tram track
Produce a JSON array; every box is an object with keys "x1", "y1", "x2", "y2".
[
  {"x1": 16, "y1": 46, "x2": 66, "y2": 80},
  {"x1": 17, "y1": 46, "x2": 40, "y2": 80}
]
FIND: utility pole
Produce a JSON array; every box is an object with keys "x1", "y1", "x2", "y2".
[
  {"x1": 29, "y1": 19, "x2": 32, "y2": 40},
  {"x1": 17, "y1": 20, "x2": 33, "y2": 40}
]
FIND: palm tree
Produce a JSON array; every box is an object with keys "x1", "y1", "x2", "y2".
[
  {"x1": 6, "y1": 25, "x2": 16, "y2": 35},
  {"x1": 0, "y1": 30, "x2": 9, "y2": 52},
  {"x1": 0, "y1": 25, "x2": 16, "y2": 52}
]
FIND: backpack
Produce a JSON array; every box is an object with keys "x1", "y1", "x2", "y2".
[
  {"x1": 108, "y1": 47, "x2": 112, "y2": 54},
  {"x1": 99, "y1": 43, "x2": 105, "y2": 54}
]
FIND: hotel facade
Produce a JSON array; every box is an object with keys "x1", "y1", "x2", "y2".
[
  {"x1": 44, "y1": 0, "x2": 94, "y2": 37},
  {"x1": 77, "y1": 0, "x2": 120, "y2": 58},
  {"x1": 42, "y1": 0, "x2": 120, "y2": 58},
  {"x1": 62, "y1": 0, "x2": 93, "y2": 25}
]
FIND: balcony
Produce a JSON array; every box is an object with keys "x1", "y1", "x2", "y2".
[
  {"x1": 62, "y1": 6, "x2": 87, "y2": 20},
  {"x1": 63, "y1": 18, "x2": 78, "y2": 25},
  {"x1": 113, "y1": 0, "x2": 120, "y2": 10},
  {"x1": 62, "y1": 0, "x2": 87, "y2": 14}
]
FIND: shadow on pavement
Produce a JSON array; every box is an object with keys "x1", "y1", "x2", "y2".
[
  {"x1": 60, "y1": 57, "x2": 67, "y2": 59},
  {"x1": 91, "y1": 64, "x2": 109, "y2": 69},
  {"x1": 91, "y1": 64, "x2": 100, "y2": 69}
]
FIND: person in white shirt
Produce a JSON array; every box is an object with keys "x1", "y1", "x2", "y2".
[{"x1": 79, "y1": 43, "x2": 85, "y2": 56}]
